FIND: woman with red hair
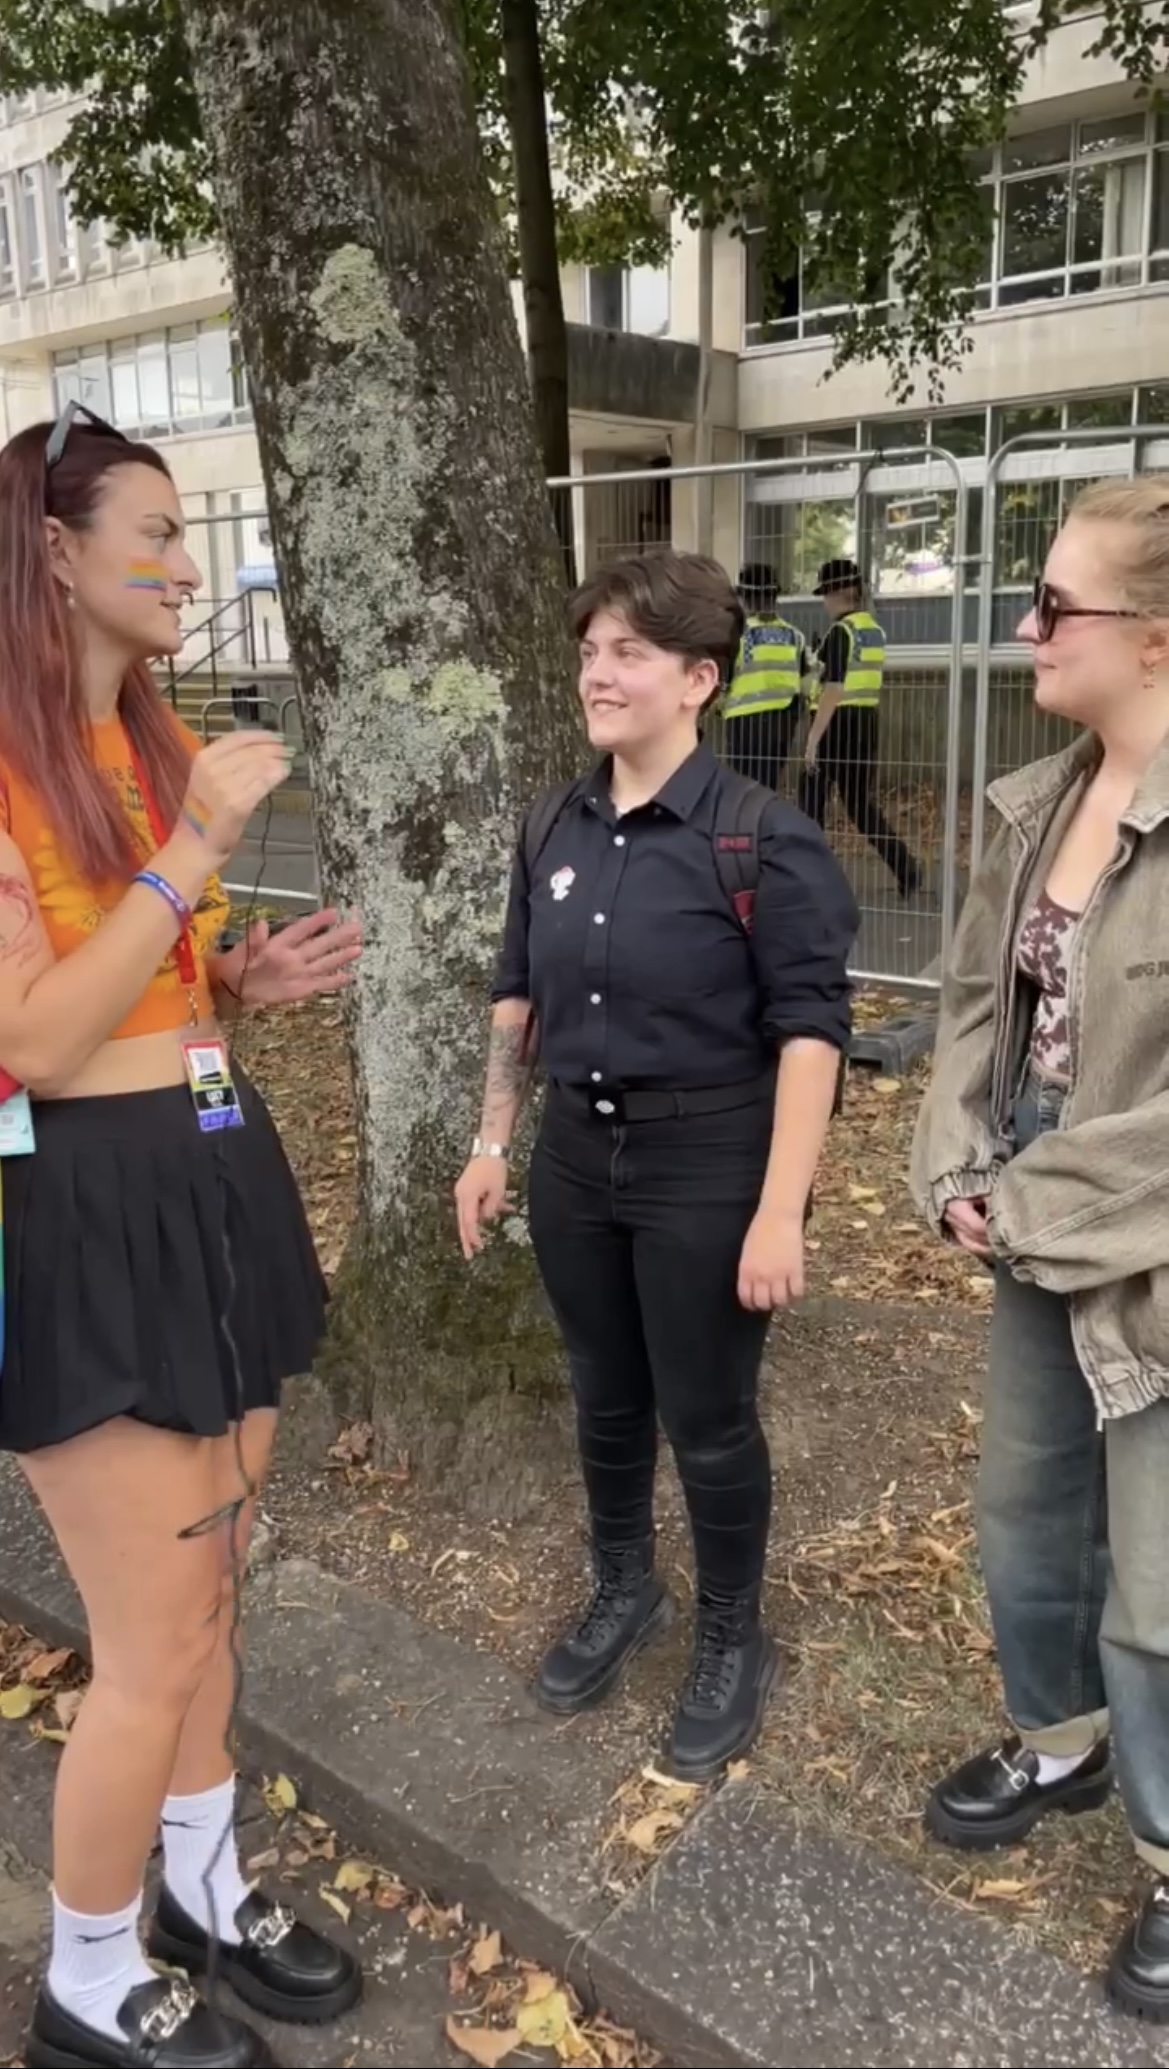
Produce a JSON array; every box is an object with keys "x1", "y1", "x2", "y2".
[{"x1": 0, "y1": 408, "x2": 362, "y2": 2068}]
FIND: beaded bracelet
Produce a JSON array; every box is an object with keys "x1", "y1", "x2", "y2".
[{"x1": 133, "y1": 869, "x2": 193, "y2": 927}]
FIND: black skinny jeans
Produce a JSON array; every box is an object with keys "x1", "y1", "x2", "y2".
[
  {"x1": 798, "y1": 704, "x2": 919, "y2": 894},
  {"x1": 528, "y1": 1086, "x2": 774, "y2": 1603}
]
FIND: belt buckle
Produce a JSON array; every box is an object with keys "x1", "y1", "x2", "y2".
[{"x1": 590, "y1": 1086, "x2": 625, "y2": 1122}]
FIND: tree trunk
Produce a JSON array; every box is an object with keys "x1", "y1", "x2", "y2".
[
  {"x1": 180, "y1": 0, "x2": 584, "y2": 1511},
  {"x1": 499, "y1": 0, "x2": 576, "y2": 584}
]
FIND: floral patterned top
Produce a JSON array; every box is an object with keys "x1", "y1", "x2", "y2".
[{"x1": 1017, "y1": 890, "x2": 1080, "y2": 1085}]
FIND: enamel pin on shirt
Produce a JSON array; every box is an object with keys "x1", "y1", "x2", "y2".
[{"x1": 550, "y1": 866, "x2": 576, "y2": 902}]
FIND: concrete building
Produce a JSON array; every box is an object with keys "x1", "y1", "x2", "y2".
[{"x1": 2, "y1": 5, "x2": 1168, "y2": 664}]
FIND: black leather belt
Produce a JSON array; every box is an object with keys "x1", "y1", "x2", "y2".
[{"x1": 551, "y1": 1074, "x2": 773, "y2": 1124}]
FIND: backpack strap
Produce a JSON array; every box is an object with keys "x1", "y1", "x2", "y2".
[
  {"x1": 712, "y1": 771, "x2": 848, "y2": 1119},
  {"x1": 522, "y1": 777, "x2": 584, "y2": 881},
  {"x1": 711, "y1": 771, "x2": 772, "y2": 935}
]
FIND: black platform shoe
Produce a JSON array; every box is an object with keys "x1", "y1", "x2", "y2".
[
  {"x1": 148, "y1": 1888, "x2": 362, "y2": 2028},
  {"x1": 536, "y1": 1544, "x2": 673, "y2": 1716},
  {"x1": 667, "y1": 1599, "x2": 778, "y2": 1783},
  {"x1": 26, "y1": 1975, "x2": 275, "y2": 2067},
  {"x1": 926, "y1": 1735, "x2": 1115, "y2": 1851},
  {"x1": 1108, "y1": 1880, "x2": 1169, "y2": 2023}
]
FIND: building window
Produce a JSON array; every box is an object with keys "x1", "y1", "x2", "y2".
[
  {"x1": 46, "y1": 163, "x2": 78, "y2": 283},
  {"x1": 745, "y1": 112, "x2": 1169, "y2": 346},
  {"x1": 53, "y1": 320, "x2": 252, "y2": 436},
  {"x1": 0, "y1": 181, "x2": 15, "y2": 299},
  {"x1": 744, "y1": 211, "x2": 887, "y2": 347},
  {"x1": 19, "y1": 168, "x2": 45, "y2": 288},
  {"x1": 586, "y1": 262, "x2": 671, "y2": 337}
]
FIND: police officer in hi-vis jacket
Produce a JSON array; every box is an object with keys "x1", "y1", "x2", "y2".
[
  {"x1": 799, "y1": 557, "x2": 922, "y2": 898},
  {"x1": 720, "y1": 565, "x2": 812, "y2": 790}
]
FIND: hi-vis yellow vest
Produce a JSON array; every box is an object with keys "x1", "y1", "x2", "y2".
[
  {"x1": 723, "y1": 614, "x2": 802, "y2": 719},
  {"x1": 837, "y1": 609, "x2": 884, "y2": 709}
]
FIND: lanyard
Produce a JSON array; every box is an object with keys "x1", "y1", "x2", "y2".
[{"x1": 125, "y1": 733, "x2": 201, "y2": 1018}]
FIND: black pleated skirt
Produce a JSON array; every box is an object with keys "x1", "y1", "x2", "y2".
[{"x1": 0, "y1": 1071, "x2": 327, "y2": 1455}]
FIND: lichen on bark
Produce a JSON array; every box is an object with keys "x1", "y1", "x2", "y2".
[{"x1": 181, "y1": 0, "x2": 583, "y2": 1504}]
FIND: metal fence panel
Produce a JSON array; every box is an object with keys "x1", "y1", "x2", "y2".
[{"x1": 970, "y1": 429, "x2": 1169, "y2": 869}]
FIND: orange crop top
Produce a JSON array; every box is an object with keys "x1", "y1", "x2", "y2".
[{"x1": 0, "y1": 715, "x2": 230, "y2": 1039}]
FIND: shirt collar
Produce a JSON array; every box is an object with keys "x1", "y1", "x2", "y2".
[{"x1": 583, "y1": 744, "x2": 719, "y2": 825}]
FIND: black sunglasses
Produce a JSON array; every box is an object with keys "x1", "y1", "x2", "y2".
[
  {"x1": 1032, "y1": 576, "x2": 1140, "y2": 644},
  {"x1": 45, "y1": 398, "x2": 130, "y2": 472}
]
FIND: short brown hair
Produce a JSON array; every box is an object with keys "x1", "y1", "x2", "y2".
[{"x1": 570, "y1": 551, "x2": 745, "y2": 684}]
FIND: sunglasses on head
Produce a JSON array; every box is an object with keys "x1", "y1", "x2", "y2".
[
  {"x1": 1031, "y1": 576, "x2": 1141, "y2": 645},
  {"x1": 45, "y1": 398, "x2": 131, "y2": 472}
]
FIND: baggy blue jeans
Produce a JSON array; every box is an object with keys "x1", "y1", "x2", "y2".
[{"x1": 979, "y1": 1071, "x2": 1169, "y2": 1874}]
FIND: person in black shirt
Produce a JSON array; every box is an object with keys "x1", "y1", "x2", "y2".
[{"x1": 454, "y1": 552, "x2": 857, "y2": 1780}]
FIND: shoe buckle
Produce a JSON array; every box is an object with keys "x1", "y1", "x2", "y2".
[
  {"x1": 142, "y1": 1980, "x2": 198, "y2": 2043},
  {"x1": 247, "y1": 1902, "x2": 296, "y2": 1951},
  {"x1": 994, "y1": 1749, "x2": 1031, "y2": 1795}
]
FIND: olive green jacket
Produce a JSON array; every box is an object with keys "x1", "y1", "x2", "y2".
[{"x1": 910, "y1": 732, "x2": 1169, "y2": 1420}]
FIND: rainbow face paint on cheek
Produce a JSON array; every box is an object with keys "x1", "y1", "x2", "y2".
[{"x1": 125, "y1": 558, "x2": 169, "y2": 593}]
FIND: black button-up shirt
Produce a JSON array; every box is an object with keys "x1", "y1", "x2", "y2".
[{"x1": 491, "y1": 746, "x2": 858, "y2": 1089}]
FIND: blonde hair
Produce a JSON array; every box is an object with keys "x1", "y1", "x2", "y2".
[{"x1": 1067, "y1": 475, "x2": 1169, "y2": 616}]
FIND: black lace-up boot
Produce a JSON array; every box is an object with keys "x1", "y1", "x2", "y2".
[
  {"x1": 536, "y1": 1542, "x2": 672, "y2": 1715},
  {"x1": 668, "y1": 1594, "x2": 778, "y2": 1782}
]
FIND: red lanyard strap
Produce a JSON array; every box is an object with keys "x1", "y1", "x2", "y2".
[{"x1": 126, "y1": 735, "x2": 198, "y2": 989}]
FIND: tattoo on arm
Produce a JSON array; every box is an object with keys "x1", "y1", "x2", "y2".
[
  {"x1": 480, "y1": 1012, "x2": 535, "y2": 1131},
  {"x1": 0, "y1": 876, "x2": 41, "y2": 970}
]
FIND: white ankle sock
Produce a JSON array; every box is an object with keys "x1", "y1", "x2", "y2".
[
  {"x1": 1034, "y1": 1747, "x2": 1092, "y2": 1788},
  {"x1": 160, "y1": 1779, "x2": 251, "y2": 1946},
  {"x1": 48, "y1": 1891, "x2": 157, "y2": 2041}
]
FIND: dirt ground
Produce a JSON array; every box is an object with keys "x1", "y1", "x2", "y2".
[{"x1": 238, "y1": 1001, "x2": 1142, "y2": 1974}]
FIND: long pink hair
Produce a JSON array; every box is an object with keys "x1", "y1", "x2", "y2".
[{"x1": 0, "y1": 422, "x2": 191, "y2": 881}]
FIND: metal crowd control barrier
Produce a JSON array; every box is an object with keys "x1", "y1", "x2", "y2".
[{"x1": 970, "y1": 425, "x2": 1169, "y2": 871}]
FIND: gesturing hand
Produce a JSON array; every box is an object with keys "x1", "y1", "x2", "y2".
[{"x1": 219, "y1": 909, "x2": 362, "y2": 1008}]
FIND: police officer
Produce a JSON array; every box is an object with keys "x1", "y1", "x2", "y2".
[
  {"x1": 800, "y1": 557, "x2": 922, "y2": 898},
  {"x1": 720, "y1": 564, "x2": 811, "y2": 789},
  {"x1": 454, "y1": 551, "x2": 857, "y2": 1780}
]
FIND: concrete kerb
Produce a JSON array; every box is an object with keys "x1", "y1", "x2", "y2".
[{"x1": 0, "y1": 1476, "x2": 1166, "y2": 2069}]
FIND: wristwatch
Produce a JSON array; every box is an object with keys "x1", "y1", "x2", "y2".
[{"x1": 471, "y1": 1138, "x2": 510, "y2": 1160}]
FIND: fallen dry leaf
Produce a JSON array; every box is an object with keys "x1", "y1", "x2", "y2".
[
  {"x1": 25, "y1": 1648, "x2": 72, "y2": 1683},
  {"x1": 973, "y1": 1877, "x2": 1037, "y2": 1901},
  {"x1": 469, "y1": 1929, "x2": 504, "y2": 1976},
  {"x1": 516, "y1": 1985, "x2": 572, "y2": 2050},
  {"x1": 263, "y1": 1774, "x2": 298, "y2": 1817},
  {"x1": 444, "y1": 2016, "x2": 521, "y2": 2069},
  {"x1": 0, "y1": 1684, "x2": 43, "y2": 1721},
  {"x1": 319, "y1": 1887, "x2": 351, "y2": 1925},
  {"x1": 388, "y1": 1532, "x2": 411, "y2": 1554},
  {"x1": 55, "y1": 1688, "x2": 84, "y2": 1732},
  {"x1": 334, "y1": 1860, "x2": 376, "y2": 1897},
  {"x1": 625, "y1": 1810, "x2": 684, "y2": 1855}
]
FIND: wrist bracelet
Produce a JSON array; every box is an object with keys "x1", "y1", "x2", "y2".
[
  {"x1": 183, "y1": 802, "x2": 213, "y2": 840},
  {"x1": 133, "y1": 869, "x2": 193, "y2": 927},
  {"x1": 472, "y1": 1138, "x2": 510, "y2": 1160}
]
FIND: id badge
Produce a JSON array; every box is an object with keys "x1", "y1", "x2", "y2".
[
  {"x1": 182, "y1": 1039, "x2": 245, "y2": 1134},
  {"x1": 0, "y1": 1089, "x2": 36, "y2": 1157}
]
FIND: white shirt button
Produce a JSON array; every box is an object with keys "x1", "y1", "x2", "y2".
[
  {"x1": 590, "y1": 992, "x2": 602, "y2": 1005},
  {"x1": 614, "y1": 834, "x2": 626, "y2": 847},
  {"x1": 594, "y1": 913, "x2": 606, "y2": 925},
  {"x1": 591, "y1": 1071, "x2": 603, "y2": 1083}
]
